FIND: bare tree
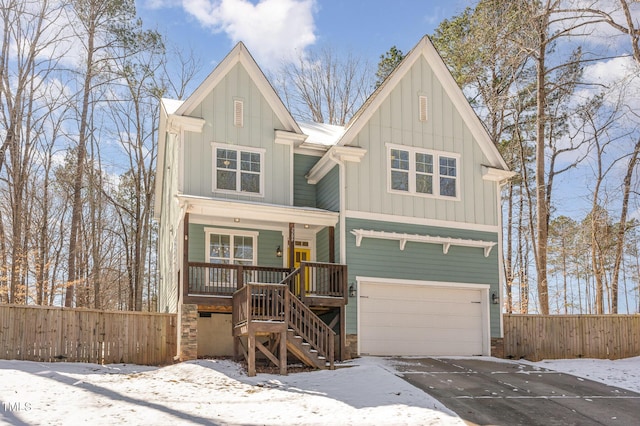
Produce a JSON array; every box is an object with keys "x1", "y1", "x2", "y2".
[
  {"x1": 65, "y1": 0, "x2": 160, "y2": 307},
  {"x1": 0, "y1": 0, "x2": 70, "y2": 303},
  {"x1": 274, "y1": 47, "x2": 371, "y2": 126}
]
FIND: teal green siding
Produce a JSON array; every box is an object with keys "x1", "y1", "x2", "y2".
[
  {"x1": 316, "y1": 227, "x2": 329, "y2": 262},
  {"x1": 188, "y1": 223, "x2": 283, "y2": 267},
  {"x1": 344, "y1": 218, "x2": 501, "y2": 337},
  {"x1": 293, "y1": 154, "x2": 318, "y2": 207},
  {"x1": 317, "y1": 165, "x2": 339, "y2": 212}
]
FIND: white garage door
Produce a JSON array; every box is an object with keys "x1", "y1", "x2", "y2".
[{"x1": 359, "y1": 281, "x2": 486, "y2": 356}]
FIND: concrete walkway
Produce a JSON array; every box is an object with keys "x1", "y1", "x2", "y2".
[{"x1": 392, "y1": 357, "x2": 640, "y2": 426}]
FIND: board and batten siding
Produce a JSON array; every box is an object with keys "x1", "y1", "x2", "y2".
[
  {"x1": 293, "y1": 154, "x2": 318, "y2": 207},
  {"x1": 188, "y1": 223, "x2": 284, "y2": 268},
  {"x1": 344, "y1": 56, "x2": 498, "y2": 227},
  {"x1": 182, "y1": 62, "x2": 291, "y2": 205},
  {"x1": 316, "y1": 165, "x2": 340, "y2": 212},
  {"x1": 345, "y1": 217, "x2": 501, "y2": 337}
]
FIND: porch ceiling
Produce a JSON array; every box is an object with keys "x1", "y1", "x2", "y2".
[{"x1": 177, "y1": 195, "x2": 339, "y2": 228}]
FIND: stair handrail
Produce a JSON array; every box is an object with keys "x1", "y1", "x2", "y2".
[
  {"x1": 281, "y1": 267, "x2": 302, "y2": 298},
  {"x1": 286, "y1": 290, "x2": 335, "y2": 369}
]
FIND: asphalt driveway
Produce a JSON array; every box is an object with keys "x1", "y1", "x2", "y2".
[{"x1": 391, "y1": 357, "x2": 640, "y2": 426}]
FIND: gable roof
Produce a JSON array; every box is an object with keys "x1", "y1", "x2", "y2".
[
  {"x1": 175, "y1": 41, "x2": 302, "y2": 134},
  {"x1": 338, "y1": 35, "x2": 509, "y2": 171}
]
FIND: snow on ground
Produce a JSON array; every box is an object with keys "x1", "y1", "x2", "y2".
[
  {"x1": 0, "y1": 357, "x2": 464, "y2": 426},
  {"x1": 1, "y1": 356, "x2": 639, "y2": 425},
  {"x1": 527, "y1": 356, "x2": 640, "y2": 393}
]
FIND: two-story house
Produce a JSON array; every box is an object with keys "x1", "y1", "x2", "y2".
[{"x1": 155, "y1": 36, "x2": 513, "y2": 375}]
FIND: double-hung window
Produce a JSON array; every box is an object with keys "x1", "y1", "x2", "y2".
[
  {"x1": 207, "y1": 230, "x2": 257, "y2": 266},
  {"x1": 212, "y1": 144, "x2": 264, "y2": 195},
  {"x1": 388, "y1": 144, "x2": 459, "y2": 199},
  {"x1": 205, "y1": 228, "x2": 258, "y2": 292}
]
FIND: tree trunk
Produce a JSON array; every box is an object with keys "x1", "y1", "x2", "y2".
[
  {"x1": 65, "y1": 14, "x2": 96, "y2": 307},
  {"x1": 610, "y1": 138, "x2": 640, "y2": 313}
]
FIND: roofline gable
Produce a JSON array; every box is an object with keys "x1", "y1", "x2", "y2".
[
  {"x1": 175, "y1": 42, "x2": 302, "y2": 134},
  {"x1": 338, "y1": 35, "x2": 509, "y2": 171}
]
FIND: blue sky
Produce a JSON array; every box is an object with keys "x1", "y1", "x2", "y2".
[{"x1": 137, "y1": 0, "x2": 467, "y2": 73}]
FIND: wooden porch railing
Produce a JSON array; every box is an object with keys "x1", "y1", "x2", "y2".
[
  {"x1": 281, "y1": 262, "x2": 347, "y2": 301},
  {"x1": 188, "y1": 263, "x2": 289, "y2": 296},
  {"x1": 232, "y1": 283, "x2": 287, "y2": 326}
]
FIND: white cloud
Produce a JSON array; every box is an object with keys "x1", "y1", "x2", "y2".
[
  {"x1": 142, "y1": 0, "x2": 183, "y2": 8},
  {"x1": 181, "y1": 0, "x2": 317, "y2": 69},
  {"x1": 573, "y1": 56, "x2": 640, "y2": 112}
]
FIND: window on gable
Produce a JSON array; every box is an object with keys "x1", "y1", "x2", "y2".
[
  {"x1": 213, "y1": 144, "x2": 264, "y2": 195},
  {"x1": 390, "y1": 149, "x2": 409, "y2": 191},
  {"x1": 387, "y1": 145, "x2": 459, "y2": 199}
]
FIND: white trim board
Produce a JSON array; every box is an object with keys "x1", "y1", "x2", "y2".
[
  {"x1": 345, "y1": 210, "x2": 499, "y2": 233},
  {"x1": 351, "y1": 229, "x2": 497, "y2": 257},
  {"x1": 355, "y1": 276, "x2": 490, "y2": 290}
]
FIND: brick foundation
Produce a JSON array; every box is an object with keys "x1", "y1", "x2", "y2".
[
  {"x1": 345, "y1": 334, "x2": 358, "y2": 359},
  {"x1": 179, "y1": 304, "x2": 198, "y2": 361},
  {"x1": 491, "y1": 337, "x2": 504, "y2": 358}
]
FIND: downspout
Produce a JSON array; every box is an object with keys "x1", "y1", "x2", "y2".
[
  {"x1": 496, "y1": 178, "x2": 510, "y2": 340},
  {"x1": 336, "y1": 154, "x2": 347, "y2": 265}
]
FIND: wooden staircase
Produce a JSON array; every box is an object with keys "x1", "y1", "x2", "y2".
[
  {"x1": 286, "y1": 329, "x2": 329, "y2": 370},
  {"x1": 232, "y1": 282, "x2": 335, "y2": 376}
]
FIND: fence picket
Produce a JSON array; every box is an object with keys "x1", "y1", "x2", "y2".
[
  {"x1": 0, "y1": 305, "x2": 176, "y2": 366},
  {"x1": 503, "y1": 314, "x2": 640, "y2": 361}
]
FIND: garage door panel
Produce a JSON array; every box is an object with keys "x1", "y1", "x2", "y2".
[
  {"x1": 359, "y1": 281, "x2": 486, "y2": 356},
  {"x1": 362, "y1": 338, "x2": 481, "y2": 356},
  {"x1": 362, "y1": 299, "x2": 482, "y2": 317},
  {"x1": 363, "y1": 285, "x2": 481, "y2": 303},
  {"x1": 361, "y1": 311, "x2": 481, "y2": 328},
  {"x1": 361, "y1": 325, "x2": 481, "y2": 342}
]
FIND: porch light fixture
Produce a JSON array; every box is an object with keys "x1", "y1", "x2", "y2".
[
  {"x1": 234, "y1": 218, "x2": 240, "y2": 223},
  {"x1": 349, "y1": 284, "x2": 356, "y2": 298},
  {"x1": 491, "y1": 292, "x2": 499, "y2": 304},
  {"x1": 276, "y1": 246, "x2": 282, "y2": 257}
]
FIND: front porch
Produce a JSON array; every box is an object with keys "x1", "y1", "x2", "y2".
[
  {"x1": 177, "y1": 205, "x2": 347, "y2": 375},
  {"x1": 184, "y1": 260, "x2": 348, "y2": 375}
]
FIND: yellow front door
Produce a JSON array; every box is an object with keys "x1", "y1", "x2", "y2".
[{"x1": 294, "y1": 248, "x2": 311, "y2": 293}]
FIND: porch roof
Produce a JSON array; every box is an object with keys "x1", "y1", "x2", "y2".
[{"x1": 177, "y1": 195, "x2": 339, "y2": 228}]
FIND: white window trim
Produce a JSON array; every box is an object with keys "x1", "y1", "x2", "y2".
[
  {"x1": 211, "y1": 143, "x2": 266, "y2": 197},
  {"x1": 204, "y1": 227, "x2": 259, "y2": 264},
  {"x1": 386, "y1": 143, "x2": 460, "y2": 201}
]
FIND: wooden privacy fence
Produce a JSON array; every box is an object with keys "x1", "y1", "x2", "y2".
[
  {"x1": 0, "y1": 304, "x2": 177, "y2": 365},
  {"x1": 503, "y1": 314, "x2": 640, "y2": 361}
]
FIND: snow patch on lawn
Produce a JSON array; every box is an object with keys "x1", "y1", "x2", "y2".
[
  {"x1": 0, "y1": 357, "x2": 464, "y2": 425},
  {"x1": 526, "y1": 356, "x2": 640, "y2": 393}
]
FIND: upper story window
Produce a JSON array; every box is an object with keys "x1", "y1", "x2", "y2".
[
  {"x1": 388, "y1": 144, "x2": 459, "y2": 199},
  {"x1": 212, "y1": 144, "x2": 265, "y2": 196}
]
